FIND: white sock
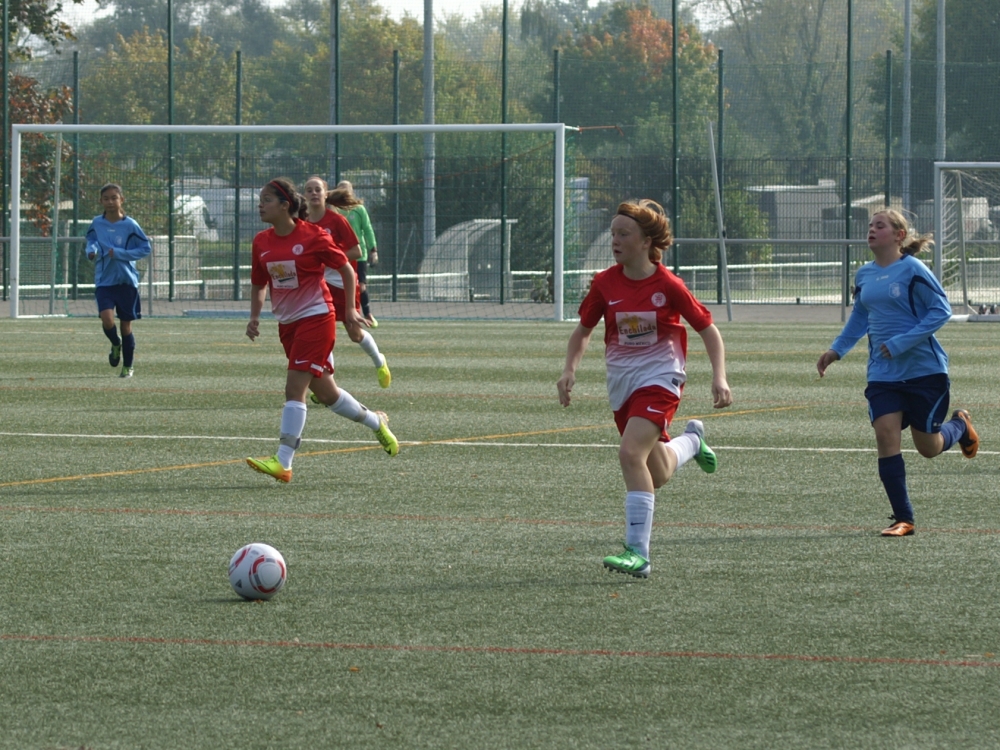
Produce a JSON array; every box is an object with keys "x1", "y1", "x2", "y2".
[
  {"x1": 329, "y1": 389, "x2": 381, "y2": 430},
  {"x1": 665, "y1": 433, "x2": 700, "y2": 469},
  {"x1": 624, "y1": 491, "x2": 655, "y2": 559},
  {"x1": 276, "y1": 400, "x2": 308, "y2": 469},
  {"x1": 358, "y1": 330, "x2": 383, "y2": 367}
]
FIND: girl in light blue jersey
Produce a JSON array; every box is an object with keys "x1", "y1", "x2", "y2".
[
  {"x1": 816, "y1": 209, "x2": 979, "y2": 537},
  {"x1": 85, "y1": 183, "x2": 152, "y2": 378}
]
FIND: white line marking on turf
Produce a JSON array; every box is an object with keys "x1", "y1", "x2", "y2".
[{"x1": 0, "y1": 431, "x2": 995, "y2": 455}]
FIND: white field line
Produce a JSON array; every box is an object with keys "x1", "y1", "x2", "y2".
[{"x1": 0, "y1": 431, "x2": 994, "y2": 455}]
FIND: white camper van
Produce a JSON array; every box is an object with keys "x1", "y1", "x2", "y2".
[{"x1": 174, "y1": 195, "x2": 219, "y2": 241}]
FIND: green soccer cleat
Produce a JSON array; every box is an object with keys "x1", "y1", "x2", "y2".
[
  {"x1": 119, "y1": 366, "x2": 134, "y2": 379},
  {"x1": 366, "y1": 315, "x2": 378, "y2": 328},
  {"x1": 373, "y1": 411, "x2": 399, "y2": 456},
  {"x1": 246, "y1": 455, "x2": 292, "y2": 483},
  {"x1": 376, "y1": 357, "x2": 392, "y2": 389},
  {"x1": 109, "y1": 343, "x2": 122, "y2": 368},
  {"x1": 603, "y1": 544, "x2": 650, "y2": 579},
  {"x1": 309, "y1": 392, "x2": 322, "y2": 405},
  {"x1": 684, "y1": 419, "x2": 717, "y2": 474}
]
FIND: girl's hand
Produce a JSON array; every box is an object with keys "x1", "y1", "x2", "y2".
[
  {"x1": 816, "y1": 349, "x2": 840, "y2": 377},
  {"x1": 712, "y1": 378, "x2": 732, "y2": 408},
  {"x1": 556, "y1": 372, "x2": 575, "y2": 407}
]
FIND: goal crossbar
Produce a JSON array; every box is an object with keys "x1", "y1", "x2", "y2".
[{"x1": 10, "y1": 122, "x2": 572, "y2": 319}]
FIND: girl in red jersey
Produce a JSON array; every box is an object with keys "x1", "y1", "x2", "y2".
[
  {"x1": 557, "y1": 199, "x2": 732, "y2": 578},
  {"x1": 302, "y1": 176, "x2": 391, "y2": 389},
  {"x1": 245, "y1": 178, "x2": 399, "y2": 484}
]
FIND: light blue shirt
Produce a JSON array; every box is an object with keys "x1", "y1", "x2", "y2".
[
  {"x1": 85, "y1": 214, "x2": 152, "y2": 288},
  {"x1": 830, "y1": 254, "x2": 951, "y2": 382}
]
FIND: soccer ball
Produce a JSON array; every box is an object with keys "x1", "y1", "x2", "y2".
[{"x1": 228, "y1": 542, "x2": 287, "y2": 600}]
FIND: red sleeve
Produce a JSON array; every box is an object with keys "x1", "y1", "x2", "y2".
[
  {"x1": 250, "y1": 232, "x2": 269, "y2": 287},
  {"x1": 327, "y1": 211, "x2": 359, "y2": 251},
  {"x1": 664, "y1": 271, "x2": 713, "y2": 331},
  {"x1": 577, "y1": 272, "x2": 607, "y2": 329}
]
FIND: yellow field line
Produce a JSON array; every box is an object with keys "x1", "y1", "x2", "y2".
[{"x1": 0, "y1": 405, "x2": 804, "y2": 488}]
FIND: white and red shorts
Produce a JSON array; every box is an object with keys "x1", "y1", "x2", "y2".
[
  {"x1": 278, "y1": 313, "x2": 336, "y2": 376},
  {"x1": 613, "y1": 385, "x2": 681, "y2": 442}
]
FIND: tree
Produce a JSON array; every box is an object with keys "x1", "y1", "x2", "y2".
[
  {"x1": 906, "y1": 0, "x2": 1000, "y2": 159},
  {"x1": 693, "y1": 0, "x2": 899, "y2": 161},
  {"x1": 539, "y1": 2, "x2": 718, "y2": 147},
  {"x1": 80, "y1": 28, "x2": 244, "y2": 127},
  {"x1": 72, "y1": 0, "x2": 287, "y2": 57},
  {"x1": 3, "y1": 0, "x2": 85, "y2": 235}
]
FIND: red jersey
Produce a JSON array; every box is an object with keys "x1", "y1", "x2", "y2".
[
  {"x1": 578, "y1": 263, "x2": 713, "y2": 410},
  {"x1": 308, "y1": 209, "x2": 359, "y2": 289},
  {"x1": 250, "y1": 219, "x2": 349, "y2": 324}
]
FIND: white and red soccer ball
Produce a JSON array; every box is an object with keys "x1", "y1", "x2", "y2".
[{"x1": 228, "y1": 543, "x2": 287, "y2": 600}]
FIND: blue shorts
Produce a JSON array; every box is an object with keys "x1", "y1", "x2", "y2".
[
  {"x1": 95, "y1": 284, "x2": 142, "y2": 321},
  {"x1": 865, "y1": 374, "x2": 950, "y2": 433}
]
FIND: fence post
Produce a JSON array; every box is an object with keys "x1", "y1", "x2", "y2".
[
  {"x1": 233, "y1": 49, "x2": 242, "y2": 302},
  {"x1": 885, "y1": 50, "x2": 892, "y2": 208}
]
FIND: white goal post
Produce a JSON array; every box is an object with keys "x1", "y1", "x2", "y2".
[
  {"x1": 9, "y1": 122, "x2": 571, "y2": 320},
  {"x1": 933, "y1": 161, "x2": 1000, "y2": 315}
]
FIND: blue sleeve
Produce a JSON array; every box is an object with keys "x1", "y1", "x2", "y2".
[
  {"x1": 113, "y1": 219, "x2": 152, "y2": 262},
  {"x1": 85, "y1": 221, "x2": 101, "y2": 258},
  {"x1": 883, "y1": 273, "x2": 952, "y2": 358},
  {"x1": 830, "y1": 286, "x2": 869, "y2": 358}
]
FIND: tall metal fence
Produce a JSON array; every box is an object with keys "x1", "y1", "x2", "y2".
[{"x1": 4, "y1": 40, "x2": 1000, "y2": 316}]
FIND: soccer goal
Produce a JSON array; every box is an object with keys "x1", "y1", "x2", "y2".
[
  {"x1": 933, "y1": 162, "x2": 1000, "y2": 316},
  {"x1": 8, "y1": 123, "x2": 573, "y2": 320}
]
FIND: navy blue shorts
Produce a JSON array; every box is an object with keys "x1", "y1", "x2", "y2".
[
  {"x1": 865, "y1": 373, "x2": 950, "y2": 433},
  {"x1": 95, "y1": 284, "x2": 142, "y2": 321}
]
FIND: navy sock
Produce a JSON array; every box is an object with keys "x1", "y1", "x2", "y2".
[
  {"x1": 878, "y1": 454, "x2": 913, "y2": 524},
  {"x1": 103, "y1": 324, "x2": 121, "y2": 346},
  {"x1": 938, "y1": 416, "x2": 965, "y2": 452},
  {"x1": 122, "y1": 333, "x2": 136, "y2": 367},
  {"x1": 360, "y1": 289, "x2": 372, "y2": 318}
]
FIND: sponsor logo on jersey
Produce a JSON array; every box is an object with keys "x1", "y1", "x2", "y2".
[
  {"x1": 267, "y1": 261, "x2": 299, "y2": 289},
  {"x1": 616, "y1": 311, "x2": 657, "y2": 346}
]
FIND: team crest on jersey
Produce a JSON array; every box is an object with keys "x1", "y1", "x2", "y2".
[
  {"x1": 292, "y1": 244, "x2": 305, "y2": 255},
  {"x1": 651, "y1": 292, "x2": 666, "y2": 307},
  {"x1": 889, "y1": 282, "x2": 902, "y2": 298},
  {"x1": 616, "y1": 311, "x2": 657, "y2": 347},
  {"x1": 266, "y1": 261, "x2": 299, "y2": 289}
]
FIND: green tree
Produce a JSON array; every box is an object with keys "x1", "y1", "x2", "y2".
[
  {"x1": 907, "y1": 0, "x2": 1000, "y2": 159},
  {"x1": 694, "y1": 0, "x2": 899, "y2": 161},
  {"x1": 541, "y1": 2, "x2": 718, "y2": 151},
  {"x1": 3, "y1": 0, "x2": 84, "y2": 234},
  {"x1": 80, "y1": 28, "x2": 241, "y2": 126}
]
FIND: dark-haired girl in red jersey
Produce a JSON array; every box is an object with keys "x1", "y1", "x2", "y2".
[
  {"x1": 245, "y1": 178, "x2": 398, "y2": 483},
  {"x1": 302, "y1": 176, "x2": 391, "y2": 390},
  {"x1": 557, "y1": 199, "x2": 732, "y2": 578}
]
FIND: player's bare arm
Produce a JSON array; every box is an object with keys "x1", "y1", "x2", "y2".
[
  {"x1": 557, "y1": 323, "x2": 593, "y2": 407},
  {"x1": 697, "y1": 324, "x2": 732, "y2": 408},
  {"x1": 246, "y1": 284, "x2": 267, "y2": 341}
]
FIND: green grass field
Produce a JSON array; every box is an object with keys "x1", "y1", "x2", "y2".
[{"x1": 1, "y1": 316, "x2": 998, "y2": 749}]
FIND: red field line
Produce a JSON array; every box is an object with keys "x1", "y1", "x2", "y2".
[
  {"x1": 3, "y1": 632, "x2": 997, "y2": 669},
  {"x1": 2, "y1": 503, "x2": 999, "y2": 535}
]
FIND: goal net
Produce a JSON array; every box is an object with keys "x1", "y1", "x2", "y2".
[
  {"x1": 8, "y1": 123, "x2": 570, "y2": 320},
  {"x1": 933, "y1": 162, "x2": 1000, "y2": 315}
]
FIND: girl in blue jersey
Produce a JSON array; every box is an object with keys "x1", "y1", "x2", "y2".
[
  {"x1": 817, "y1": 209, "x2": 979, "y2": 537},
  {"x1": 85, "y1": 183, "x2": 152, "y2": 378}
]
